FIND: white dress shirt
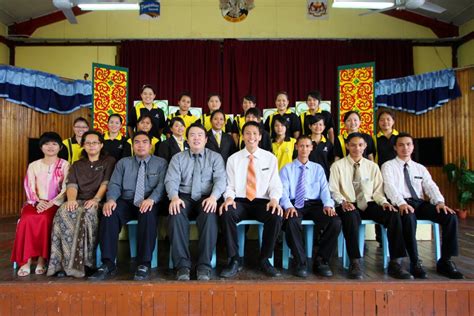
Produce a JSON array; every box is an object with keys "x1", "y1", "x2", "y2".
[
  {"x1": 224, "y1": 147, "x2": 283, "y2": 201},
  {"x1": 381, "y1": 157, "x2": 445, "y2": 207},
  {"x1": 329, "y1": 155, "x2": 388, "y2": 206}
]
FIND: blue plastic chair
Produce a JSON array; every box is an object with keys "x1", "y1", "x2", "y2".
[
  {"x1": 237, "y1": 220, "x2": 274, "y2": 265},
  {"x1": 168, "y1": 220, "x2": 217, "y2": 269},
  {"x1": 417, "y1": 220, "x2": 441, "y2": 261}
]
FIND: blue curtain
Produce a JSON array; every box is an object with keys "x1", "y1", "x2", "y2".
[
  {"x1": 0, "y1": 65, "x2": 92, "y2": 114},
  {"x1": 375, "y1": 69, "x2": 461, "y2": 115}
]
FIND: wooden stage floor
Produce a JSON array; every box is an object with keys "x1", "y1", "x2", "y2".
[{"x1": 1, "y1": 216, "x2": 473, "y2": 315}]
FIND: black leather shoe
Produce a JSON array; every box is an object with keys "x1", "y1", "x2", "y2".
[
  {"x1": 197, "y1": 267, "x2": 212, "y2": 281},
  {"x1": 260, "y1": 259, "x2": 281, "y2": 277},
  {"x1": 294, "y1": 264, "x2": 308, "y2": 278},
  {"x1": 176, "y1": 267, "x2": 191, "y2": 281},
  {"x1": 134, "y1": 265, "x2": 151, "y2": 281},
  {"x1": 410, "y1": 260, "x2": 427, "y2": 279},
  {"x1": 88, "y1": 264, "x2": 116, "y2": 281},
  {"x1": 313, "y1": 257, "x2": 333, "y2": 277},
  {"x1": 55, "y1": 271, "x2": 67, "y2": 278},
  {"x1": 437, "y1": 259, "x2": 464, "y2": 279},
  {"x1": 220, "y1": 258, "x2": 242, "y2": 278},
  {"x1": 387, "y1": 261, "x2": 413, "y2": 280},
  {"x1": 348, "y1": 260, "x2": 363, "y2": 280}
]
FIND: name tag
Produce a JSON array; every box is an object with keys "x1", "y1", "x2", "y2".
[
  {"x1": 94, "y1": 165, "x2": 104, "y2": 171},
  {"x1": 262, "y1": 168, "x2": 269, "y2": 171},
  {"x1": 414, "y1": 176, "x2": 423, "y2": 179}
]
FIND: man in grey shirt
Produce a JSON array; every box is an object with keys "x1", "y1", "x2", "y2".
[
  {"x1": 90, "y1": 132, "x2": 168, "y2": 281},
  {"x1": 165, "y1": 123, "x2": 226, "y2": 281}
]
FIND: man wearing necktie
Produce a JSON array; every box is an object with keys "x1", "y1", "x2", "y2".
[
  {"x1": 329, "y1": 133, "x2": 412, "y2": 280},
  {"x1": 382, "y1": 133, "x2": 463, "y2": 279},
  {"x1": 90, "y1": 132, "x2": 168, "y2": 281},
  {"x1": 220, "y1": 121, "x2": 284, "y2": 278},
  {"x1": 280, "y1": 136, "x2": 341, "y2": 278},
  {"x1": 165, "y1": 123, "x2": 226, "y2": 281}
]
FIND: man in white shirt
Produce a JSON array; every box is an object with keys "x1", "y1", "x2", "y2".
[
  {"x1": 329, "y1": 133, "x2": 412, "y2": 280},
  {"x1": 219, "y1": 121, "x2": 284, "y2": 278},
  {"x1": 382, "y1": 133, "x2": 463, "y2": 279}
]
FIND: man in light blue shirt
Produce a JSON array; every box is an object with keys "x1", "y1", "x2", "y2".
[{"x1": 280, "y1": 136, "x2": 341, "y2": 278}]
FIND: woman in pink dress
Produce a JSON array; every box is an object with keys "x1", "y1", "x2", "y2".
[{"x1": 11, "y1": 132, "x2": 69, "y2": 277}]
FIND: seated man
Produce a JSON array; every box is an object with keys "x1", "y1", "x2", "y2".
[
  {"x1": 329, "y1": 133, "x2": 412, "y2": 280},
  {"x1": 220, "y1": 121, "x2": 283, "y2": 278},
  {"x1": 90, "y1": 132, "x2": 168, "y2": 281},
  {"x1": 280, "y1": 136, "x2": 341, "y2": 278},
  {"x1": 382, "y1": 132, "x2": 463, "y2": 279},
  {"x1": 165, "y1": 123, "x2": 226, "y2": 281}
]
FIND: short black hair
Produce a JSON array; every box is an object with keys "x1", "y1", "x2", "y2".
[
  {"x1": 140, "y1": 84, "x2": 156, "y2": 94},
  {"x1": 307, "y1": 90, "x2": 321, "y2": 102},
  {"x1": 186, "y1": 122, "x2": 207, "y2": 139},
  {"x1": 307, "y1": 113, "x2": 325, "y2": 126},
  {"x1": 242, "y1": 121, "x2": 262, "y2": 135},
  {"x1": 73, "y1": 116, "x2": 90, "y2": 127},
  {"x1": 178, "y1": 92, "x2": 192, "y2": 102},
  {"x1": 343, "y1": 110, "x2": 360, "y2": 122},
  {"x1": 244, "y1": 107, "x2": 261, "y2": 119},
  {"x1": 133, "y1": 131, "x2": 152, "y2": 142},
  {"x1": 243, "y1": 95, "x2": 256, "y2": 104},
  {"x1": 345, "y1": 132, "x2": 366, "y2": 144},
  {"x1": 207, "y1": 93, "x2": 221, "y2": 103},
  {"x1": 168, "y1": 116, "x2": 185, "y2": 129},
  {"x1": 377, "y1": 109, "x2": 395, "y2": 124},
  {"x1": 108, "y1": 113, "x2": 123, "y2": 124},
  {"x1": 39, "y1": 131, "x2": 62, "y2": 148},
  {"x1": 80, "y1": 130, "x2": 106, "y2": 159},
  {"x1": 210, "y1": 109, "x2": 225, "y2": 121},
  {"x1": 395, "y1": 132, "x2": 414, "y2": 144},
  {"x1": 296, "y1": 135, "x2": 312, "y2": 144}
]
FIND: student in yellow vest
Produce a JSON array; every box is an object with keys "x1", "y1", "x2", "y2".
[
  {"x1": 201, "y1": 94, "x2": 233, "y2": 133},
  {"x1": 308, "y1": 114, "x2": 334, "y2": 180},
  {"x1": 333, "y1": 111, "x2": 375, "y2": 161},
  {"x1": 60, "y1": 117, "x2": 90, "y2": 164},
  {"x1": 271, "y1": 116, "x2": 297, "y2": 171},
  {"x1": 127, "y1": 84, "x2": 166, "y2": 139},
  {"x1": 103, "y1": 114, "x2": 129, "y2": 162},
  {"x1": 231, "y1": 95, "x2": 256, "y2": 146},
  {"x1": 126, "y1": 114, "x2": 160, "y2": 156},
  {"x1": 167, "y1": 92, "x2": 200, "y2": 134},
  {"x1": 157, "y1": 117, "x2": 189, "y2": 163},
  {"x1": 264, "y1": 91, "x2": 301, "y2": 139},
  {"x1": 300, "y1": 91, "x2": 335, "y2": 144},
  {"x1": 374, "y1": 110, "x2": 400, "y2": 167}
]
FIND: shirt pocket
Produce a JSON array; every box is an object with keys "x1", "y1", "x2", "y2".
[
  {"x1": 147, "y1": 173, "x2": 160, "y2": 187},
  {"x1": 361, "y1": 178, "x2": 374, "y2": 195}
]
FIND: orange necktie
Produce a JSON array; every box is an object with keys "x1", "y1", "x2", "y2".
[{"x1": 246, "y1": 154, "x2": 257, "y2": 201}]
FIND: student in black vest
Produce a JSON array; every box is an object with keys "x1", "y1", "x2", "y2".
[
  {"x1": 264, "y1": 91, "x2": 301, "y2": 139},
  {"x1": 201, "y1": 94, "x2": 233, "y2": 133},
  {"x1": 157, "y1": 117, "x2": 189, "y2": 163},
  {"x1": 103, "y1": 114, "x2": 129, "y2": 162},
  {"x1": 334, "y1": 111, "x2": 375, "y2": 161},
  {"x1": 60, "y1": 117, "x2": 90, "y2": 164},
  {"x1": 300, "y1": 90, "x2": 335, "y2": 143},
  {"x1": 231, "y1": 95, "x2": 257, "y2": 147},
  {"x1": 307, "y1": 114, "x2": 334, "y2": 180},
  {"x1": 205, "y1": 109, "x2": 236, "y2": 164}
]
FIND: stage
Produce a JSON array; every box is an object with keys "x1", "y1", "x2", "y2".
[{"x1": 1, "y1": 217, "x2": 473, "y2": 315}]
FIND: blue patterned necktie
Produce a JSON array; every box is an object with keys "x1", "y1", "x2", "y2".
[
  {"x1": 133, "y1": 160, "x2": 146, "y2": 207},
  {"x1": 191, "y1": 153, "x2": 202, "y2": 201},
  {"x1": 294, "y1": 165, "x2": 306, "y2": 209}
]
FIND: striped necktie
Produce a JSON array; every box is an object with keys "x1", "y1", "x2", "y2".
[
  {"x1": 246, "y1": 154, "x2": 256, "y2": 201},
  {"x1": 294, "y1": 165, "x2": 306, "y2": 209},
  {"x1": 133, "y1": 160, "x2": 146, "y2": 207}
]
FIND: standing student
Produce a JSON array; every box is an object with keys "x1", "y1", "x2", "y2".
[
  {"x1": 307, "y1": 114, "x2": 334, "y2": 180},
  {"x1": 300, "y1": 91, "x2": 335, "y2": 143},
  {"x1": 333, "y1": 111, "x2": 375, "y2": 161},
  {"x1": 231, "y1": 95, "x2": 257, "y2": 146},
  {"x1": 205, "y1": 109, "x2": 236, "y2": 164},
  {"x1": 167, "y1": 92, "x2": 200, "y2": 132},
  {"x1": 166, "y1": 124, "x2": 226, "y2": 281},
  {"x1": 220, "y1": 121, "x2": 284, "y2": 278},
  {"x1": 382, "y1": 133, "x2": 463, "y2": 279},
  {"x1": 90, "y1": 132, "x2": 168, "y2": 281},
  {"x1": 125, "y1": 114, "x2": 160, "y2": 156},
  {"x1": 60, "y1": 117, "x2": 90, "y2": 164},
  {"x1": 375, "y1": 110, "x2": 399, "y2": 167},
  {"x1": 127, "y1": 84, "x2": 166, "y2": 139},
  {"x1": 201, "y1": 94, "x2": 233, "y2": 133},
  {"x1": 238, "y1": 107, "x2": 272, "y2": 152},
  {"x1": 104, "y1": 114, "x2": 129, "y2": 162},
  {"x1": 264, "y1": 91, "x2": 301, "y2": 139},
  {"x1": 11, "y1": 132, "x2": 69, "y2": 277},
  {"x1": 157, "y1": 117, "x2": 189, "y2": 163},
  {"x1": 271, "y1": 116, "x2": 297, "y2": 171},
  {"x1": 280, "y1": 136, "x2": 340, "y2": 278},
  {"x1": 329, "y1": 133, "x2": 412, "y2": 280}
]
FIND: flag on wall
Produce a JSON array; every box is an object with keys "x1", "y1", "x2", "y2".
[
  {"x1": 337, "y1": 62, "x2": 375, "y2": 136},
  {"x1": 92, "y1": 63, "x2": 128, "y2": 135}
]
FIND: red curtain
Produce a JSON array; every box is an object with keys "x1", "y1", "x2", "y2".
[{"x1": 120, "y1": 39, "x2": 413, "y2": 115}]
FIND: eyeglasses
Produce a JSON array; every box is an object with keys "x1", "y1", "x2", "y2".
[{"x1": 84, "y1": 141, "x2": 101, "y2": 146}]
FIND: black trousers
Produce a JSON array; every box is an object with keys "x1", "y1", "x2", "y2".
[
  {"x1": 168, "y1": 194, "x2": 218, "y2": 269},
  {"x1": 400, "y1": 200, "x2": 459, "y2": 263},
  {"x1": 336, "y1": 202, "x2": 407, "y2": 260},
  {"x1": 221, "y1": 198, "x2": 283, "y2": 262},
  {"x1": 284, "y1": 200, "x2": 341, "y2": 265},
  {"x1": 99, "y1": 198, "x2": 158, "y2": 267}
]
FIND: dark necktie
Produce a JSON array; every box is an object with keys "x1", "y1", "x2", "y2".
[
  {"x1": 191, "y1": 154, "x2": 202, "y2": 201},
  {"x1": 404, "y1": 163, "x2": 418, "y2": 199},
  {"x1": 353, "y1": 162, "x2": 367, "y2": 211},
  {"x1": 294, "y1": 165, "x2": 306, "y2": 209},
  {"x1": 134, "y1": 160, "x2": 146, "y2": 207}
]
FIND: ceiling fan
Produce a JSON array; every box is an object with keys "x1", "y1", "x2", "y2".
[
  {"x1": 360, "y1": 0, "x2": 447, "y2": 16},
  {"x1": 53, "y1": 0, "x2": 78, "y2": 24}
]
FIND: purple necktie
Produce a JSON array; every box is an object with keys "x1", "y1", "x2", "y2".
[{"x1": 294, "y1": 165, "x2": 306, "y2": 209}]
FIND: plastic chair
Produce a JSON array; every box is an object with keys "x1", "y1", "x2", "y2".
[{"x1": 237, "y1": 220, "x2": 274, "y2": 265}]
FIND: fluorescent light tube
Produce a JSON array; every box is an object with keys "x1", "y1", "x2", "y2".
[
  {"x1": 78, "y1": 3, "x2": 139, "y2": 10},
  {"x1": 333, "y1": 0, "x2": 394, "y2": 9}
]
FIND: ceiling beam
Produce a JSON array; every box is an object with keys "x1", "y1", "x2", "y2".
[
  {"x1": 382, "y1": 9, "x2": 458, "y2": 38},
  {"x1": 8, "y1": 7, "x2": 88, "y2": 38}
]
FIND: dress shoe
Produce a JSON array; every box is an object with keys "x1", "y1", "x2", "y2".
[
  {"x1": 313, "y1": 257, "x2": 333, "y2": 277},
  {"x1": 55, "y1": 271, "x2": 67, "y2": 278},
  {"x1": 293, "y1": 264, "x2": 308, "y2": 278},
  {"x1": 260, "y1": 259, "x2": 281, "y2": 277},
  {"x1": 197, "y1": 267, "x2": 212, "y2": 281},
  {"x1": 348, "y1": 260, "x2": 363, "y2": 280},
  {"x1": 387, "y1": 260, "x2": 413, "y2": 280},
  {"x1": 133, "y1": 265, "x2": 151, "y2": 281},
  {"x1": 176, "y1": 267, "x2": 191, "y2": 281},
  {"x1": 88, "y1": 264, "x2": 117, "y2": 281},
  {"x1": 220, "y1": 258, "x2": 242, "y2": 278},
  {"x1": 437, "y1": 259, "x2": 464, "y2": 279},
  {"x1": 410, "y1": 260, "x2": 427, "y2": 279}
]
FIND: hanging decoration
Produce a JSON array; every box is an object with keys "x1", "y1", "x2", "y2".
[{"x1": 220, "y1": 0, "x2": 255, "y2": 22}]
